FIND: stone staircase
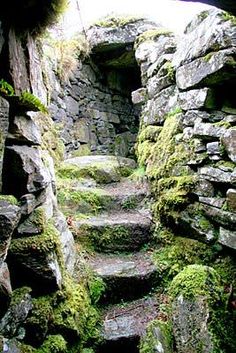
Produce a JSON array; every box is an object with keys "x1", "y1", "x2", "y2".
[{"x1": 61, "y1": 155, "x2": 159, "y2": 352}]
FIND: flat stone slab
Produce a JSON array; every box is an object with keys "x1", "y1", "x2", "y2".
[
  {"x1": 101, "y1": 296, "x2": 159, "y2": 341},
  {"x1": 75, "y1": 210, "x2": 152, "y2": 252},
  {"x1": 88, "y1": 252, "x2": 158, "y2": 302},
  {"x1": 64, "y1": 155, "x2": 136, "y2": 184}
]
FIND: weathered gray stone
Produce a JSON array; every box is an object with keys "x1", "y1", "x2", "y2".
[
  {"x1": 144, "y1": 85, "x2": 178, "y2": 125},
  {"x1": 0, "y1": 201, "x2": 21, "y2": 263},
  {"x1": 173, "y1": 295, "x2": 213, "y2": 353},
  {"x1": 226, "y1": 188, "x2": 236, "y2": 212},
  {"x1": 140, "y1": 320, "x2": 173, "y2": 353},
  {"x1": 3, "y1": 146, "x2": 51, "y2": 198},
  {"x1": 173, "y1": 9, "x2": 236, "y2": 67},
  {"x1": 199, "y1": 197, "x2": 225, "y2": 208},
  {"x1": 201, "y1": 204, "x2": 236, "y2": 229},
  {"x1": 206, "y1": 141, "x2": 221, "y2": 155},
  {"x1": 218, "y1": 227, "x2": 236, "y2": 250},
  {"x1": 53, "y1": 210, "x2": 76, "y2": 273},
  {"x1": 75, "y1": 210, "x2": 152, "y2": 252},
  {"x1": 199, "y1": 166, "x2": 232, "y2": 184},
  {"x1": 73, "y1": 118, "x2": 90, "y2": 143},
  {"x1": 221, "y1": 128, "x2": 236, "y2": 162},
  {"x1": 64, "y1": 96, "x2": 78, "y2": 115},
  {"x1": 101, "y1": 296, "x2": 158, "y2": 342},
  {"x1": 176, "y1": 48, "x2": 236, "y2": 90},
  {"x1": 193, "y1": 120, "x2": 226, "y2": 140},
  {"x1": 17, "y1": 206, "x2": 45, "y2": 237},
  {"x1": 88, "y1": 19, "x2": 158, "y2": 53},
  {"x1": 178, "y1": 88, "x2": 216, "y2": 111},
  {"x1": 0, "y1": 263, "x2": 12, "y2": 317},
  {"x1": 0, "y1": 287, "x2": 32, "y2": 338},
  {"x1": 7, "y1": 114, "x2": 41, "y2": 145},
  {"x1": 131, "y1": 88, "x2": 147, "y2": 105},
  {"x1": 9, "y1": 234, "x2": 62, "y2": 292},
  {"x1": 147, "y1": 69, "x2": 174, "y2": 99},
  {"x1": 87, "y1": 252, "x2": 158, "y2": 302},
  {"x1": 0, "y1": 97, "x2": 9, "y2": 192}
]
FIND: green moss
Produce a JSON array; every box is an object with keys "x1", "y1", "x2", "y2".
[
  {"x1": 140, "y1": 319, "x2": 173, "y2": 353},
  {"x1": 121, "y1": 196, "x2": 138, "y2": 210},
  {"x1": 203, "y1": 52, "x2": 214, "y2": 62},
  {"x1": 36, "y1": 335, "x2": 67, "y2": 353},
  {"x1": 168, "y1": 264, "x2": 222, "y2": 301},
  {"x1": 36, "y1": 113, "x2": 64, "y2": 166},
  {"x1": 129, "y1": 166, "x2": 146, "y2": 182},
  {"x1": 0, "y1": 194, "x2": 18, "y2": 205},
  {"x1": 163, "y1": 61, "x2": 175, "y2": 80},
  {"x1": 52, "y1": 276, "x2": 100, "y2": 345},
  {"x1": 93, "y1": 14, "x2": 144, "y2": 28},
  {"x1": 57, "y1": 185, "x2": 108, "y2": 216},
  {"x1": 137, "y1": 140, "x2": 155, "y2": 166},
  {"x1": 220, "y1": 12, "x2": 236, "y2": 26},
  {"x1": 138, "y1": 126, "x2": 162, "y2": 143},
  {"x1": 10, "y1": 223, "x2": 61, "y2": 258},
  {"x1": 135, "y1": 28, "x2": 173, "y2": 48},
  {"x1": 76, "y1": 224, "x2": 131, "y2": 252},
  {"x1": 11, "y1": 286, "x2": 32, "y2": 306},
  {"x1": 152, "y1": 237, "x2": 215, "y2": 286},
  {"x1": 19, "y1": 92, "x2": 48, "y2": 113}
]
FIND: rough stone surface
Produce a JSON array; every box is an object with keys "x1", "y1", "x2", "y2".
[
  {"x1": 199, "y1": 166, "x2": 232, "y2": 184},
  {"x1": 75, "y1": 209, "x2": 152, "y2": 252},
  {"x1": 0, "y1": 263, "x2": 12, "y2": 317},
  {"x1": 226, "y1": 188, "x2": 236, "y2": 211},
  {"x1": 87, "y1": 252, "x2": 158, "y2": 302},
  {"x1": 101, "y1": 296, "x2": 158, "y2": 341},
  {"x1": 172, "y1": 295, "x2": 213, "y2": 353},
  {"x1": 178, "y1": 88, "x2": 215, "y2": 111},
  {"x1": 173, "y1": 9, "x2": 236, "y2": 67},
  {"x1": 193, "y1": 120, "x2": 226, "y2": 140},
  {"x1": 218, "y1": 226, "x2": 236, "y2": 250},
  {"x1": 0, "y1": 201, "x2": 21, "y2": 263},
  {"x1": 53, "y1": 210, "x2": 76, "y2": 273},
  {"x1": 176, "y1": 48, "x2": 236, "y2": 90},
  {"x1": 131, "y1": 88, "x2": 147, "y2": 105},
  {"x1": 0, "y1": 97, "x2": 10, "y2": 192},
  {"x1": 65, "y1": 155, "x2": 136, "y2": 184},
  {"x1": 3, "y1": 146, "x2": 51, "y2": 198},
  {"x1": 7, "y1": 114, "x2": 41, "y2": 146},
  {"x1": 221, "y1": 128, "x2": 236, "y2": 162}
]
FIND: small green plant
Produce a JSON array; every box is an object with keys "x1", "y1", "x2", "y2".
[
  {"x1": 220, "y1": 12, "x2": 236, "y2": 26},
  {"x1": 0, "y1": 79, "x2": 14, "y2": 96},
  {"x1": 19, "y1": 91, "x2": 48, "y2": 113},
  {"x1": 88, "y1": 276, "x2": 106, "y2": 304},
  {"x1": 129, "y1": 166, "x2": 146, "y2": 182}
]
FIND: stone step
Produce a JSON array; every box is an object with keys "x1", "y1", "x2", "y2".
[
  {"x1": 88, "y1": 252, "x2": 158, "y2": 303},
  {"x1": 98, "y1": 296, "x2": 159, "y2": 352},
  {"x1": 74, "y1": 210, "x2": 153, "y2": 252},
  {"x1": 59, "y1": 179, "x2": 149, "y2": 215},
  {"x1": 62, "y1": 155, "x2": 137, "y2": 184}
]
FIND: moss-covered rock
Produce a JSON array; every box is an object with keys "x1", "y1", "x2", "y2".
[
  {"x1": 140, "y1": 319, "x2": 173, "y2": 353},
  {"x1": 169, "y1": 265, "x2": 236, "y2": 353}
]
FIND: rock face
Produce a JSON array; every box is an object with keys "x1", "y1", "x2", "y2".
[{"x1": 135, "y1": 8, "x2": 236, "y2": 252}]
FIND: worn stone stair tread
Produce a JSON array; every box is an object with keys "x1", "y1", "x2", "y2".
[
  {"x1": 64, "y1": 155, "x2": 136, "y2": 184},
  {"x1": 88, "y1": 252, "x2": 158, "y2": 302},
  {"x1": 89, "y1": 251, "x2": 155, "y2": 278},
  {"x1": 77, "y1": 209, "x2": 152, "y2": 227},
  {"x1": 101, "y1": 296, "x2": 159, "y2": 342}
]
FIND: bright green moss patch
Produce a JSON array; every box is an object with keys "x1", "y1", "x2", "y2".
[
  {"x1": 140, "y1": 319, "x2": 173, "y2": 353},
  {"x1": 36, "y1": 335, "x2": 67, "y2": 353},
  {"x1": 137, "y1": 140, "x2": 155, "y2": 167},
  {"x1": 138, "y1": 126, "x2": 162, "y2": 143},
  {"x1": 10, "y1": 223, "x2": 61, "y2": 256},
  {"x1": 169, "y1": 265, "x2": 222, "y2": 301},
  {"x1": 135, "y1": 28, "x2": 173, "y2": 48},
  {"x1": 220, "y1": 12, "x2": 236, "y2": 26},
  {"x1": 0, "y1": 79, "x2": 14, "y2": 97},
  {"x1": 11, "y1": 286, "x2": 32, "y2": 306},
  {"x1": 152, "y1": 236, "x2": 215, "y2": 286},
  {"x1": 0, "y1": 194, "x2": 18, "y2": 205}
]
